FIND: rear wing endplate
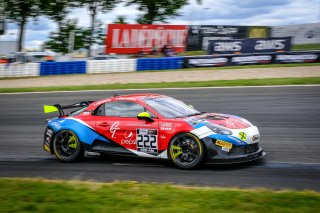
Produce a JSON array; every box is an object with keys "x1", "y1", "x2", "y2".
[{"x1": 43, "y1": 101, "x2": 94, "y2": 117}]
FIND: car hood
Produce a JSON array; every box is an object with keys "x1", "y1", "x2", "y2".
[
  {"x1": 200, "y1": 113, "x2": 252, "y2": 129},
  {"x1": 184, "y1": 113, "x2": 260, "y2": 145}
]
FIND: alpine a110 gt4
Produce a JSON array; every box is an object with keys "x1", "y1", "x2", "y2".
[{"x1": 43, "y1": 93, "x2": 265, "y2": 169}]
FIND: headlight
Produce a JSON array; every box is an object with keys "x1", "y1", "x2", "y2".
[{"x1": 206, "y1": 123, "x2": 233, "y2": 135}]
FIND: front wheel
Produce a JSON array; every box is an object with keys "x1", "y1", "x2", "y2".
[
  {"x1": 168, "y1": 133, "x2": 204, "y2": 169},
  {"x1": 53, "y1": 130, "x2": 82, "y2": 162}
]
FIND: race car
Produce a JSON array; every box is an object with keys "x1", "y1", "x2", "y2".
[{"x1": 43, "y1": 93, "x2": 265, "y2": 169}]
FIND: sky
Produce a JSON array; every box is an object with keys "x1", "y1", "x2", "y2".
[{"x1": 0, "y1": 0, "x2": 319, "y2": 49}]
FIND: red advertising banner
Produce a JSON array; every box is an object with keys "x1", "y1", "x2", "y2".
[{"x1": 106, "y1": 24, "x2": 188, "y2": 54}]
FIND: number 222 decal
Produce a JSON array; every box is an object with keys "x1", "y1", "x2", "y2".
[{"x1": 136, "y1": 129, "x2": 158, "y2": 155}]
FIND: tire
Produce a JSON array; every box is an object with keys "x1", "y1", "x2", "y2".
[
  {"x1": 168, "y1": 133, "x2": 204, "y2": 169},
  {"x1": 53, "y1": 130, "x2": 82, "y2": 162}
]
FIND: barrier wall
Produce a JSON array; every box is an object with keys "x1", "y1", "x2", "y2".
[
  {"x1": 0, "y1": 63, "x2": 39, "y2": 77},
  {"x1": 137, "y1": 57, "x2": 183, "y2": 71},
  {"x1": 87, "y1": 59, "x2": 136, "y2": 74},
  {"x1": 183, "y1": 51, "x2": 320, "y2": 68},
  {"x1": 40, "y1": 61, "x2": 86, "y2": 76},
  {"x1": 0, "y1": 52, "x2": 318, "y2": 78}
]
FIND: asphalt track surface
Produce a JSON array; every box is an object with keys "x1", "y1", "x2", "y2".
[{"x1": 0, "y1": 86, "x2": 319, "y2": 190}]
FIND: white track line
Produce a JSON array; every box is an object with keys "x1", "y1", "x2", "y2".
[{"x1": 0, "y1": 84, "x2": 319, "y2": 95}]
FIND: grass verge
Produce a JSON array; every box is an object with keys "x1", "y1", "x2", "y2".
[
  {"x1": 0, "y1": 178, "x2": 319, "y2": 213},
  {"x1": 0, "y1": 77, "x2": 319, "y2": 93}
]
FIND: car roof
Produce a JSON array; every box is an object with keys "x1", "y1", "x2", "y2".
[
  {"x1": 87, "y1": 93, "x2": 167, "y2": 110},
  {"x1": 111, "y1": 93, "x2": 165, "y2": 100}
]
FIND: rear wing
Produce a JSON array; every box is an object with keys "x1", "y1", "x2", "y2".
[{"x1": 43, "y1": 101, "x2": 94, "y2": 117}]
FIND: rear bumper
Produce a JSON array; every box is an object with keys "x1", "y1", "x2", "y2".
[{"x1": 206, "y1": 147, "x2": 266, "y2": 164}]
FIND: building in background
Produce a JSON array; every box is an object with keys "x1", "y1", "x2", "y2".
[
  {"x1": 0, "y1": 41, "x2": 17, "y2": 55},
  {"x1": 272, "y1": 23, "x2": 320, "y2": 44}
]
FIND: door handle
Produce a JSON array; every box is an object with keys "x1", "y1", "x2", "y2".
[{"x1": 98, "y1": 122, "x2": 109, "y2": 127}]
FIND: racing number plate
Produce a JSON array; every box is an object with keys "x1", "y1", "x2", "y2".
[
  {"x1": 136, "y1": 129, "x2": 158, "y2": 155},
  {"x1": 215, "y1": 140, "x2": 233, "y2": 149}
]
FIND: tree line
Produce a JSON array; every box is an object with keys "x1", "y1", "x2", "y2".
[{"x1": 0, "y1": 0, "x2": 202, "y2": 55}]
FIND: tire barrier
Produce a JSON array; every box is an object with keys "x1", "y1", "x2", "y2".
[
  {"x1": 0, "y1": 51, "x2": 319, "y2": 78},
  {"x1": 0, "y1": 63, "x2": 39, "y2": 77},
  {"x1": 136, "y1": 57, "x2": 183, "y2": 71},
  {"x1": 87, "y1": 59, "x2": 136, "y2": 74},
  {"x1": 40, "y1": 61, "x2": 86, "y2": 76}
]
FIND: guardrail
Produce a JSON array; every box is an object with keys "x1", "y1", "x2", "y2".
[{"x1": 0, "y1": 51, "x2": 319, "y2": 78}]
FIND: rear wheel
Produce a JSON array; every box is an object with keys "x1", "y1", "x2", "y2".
[
  {"x1": 53, "y1": 130, "x2": 82, "y2": 162},
  {"x1": 168, "y1": 133, "x2": 204, "y2": 169}
]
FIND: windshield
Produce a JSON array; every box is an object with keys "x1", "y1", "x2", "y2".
[{"x1": 143, "y1": 97, "x2": 200, "y2": 118}]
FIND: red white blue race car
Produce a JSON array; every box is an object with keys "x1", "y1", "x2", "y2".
[{"x1": 43, "y1": 93, "x2": 265, "y2": 169}]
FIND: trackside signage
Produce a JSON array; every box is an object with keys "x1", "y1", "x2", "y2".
[
  {"x1": 207, "y1": 37, "x2": 292, "y2": 54},
  {"x1": 106, "y1": 24, "x2": 188, "y2": 54}
]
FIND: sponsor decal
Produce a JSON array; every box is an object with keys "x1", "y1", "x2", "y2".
[
  {"x1": 248, "y1": 27, "x2": 268, "y2": 38},
  {"x1": 136, "y1": 129, "x2": 158, "y2": 155},
  {"x1": 214, "y1": 41, "x2": 242, "y2": 52},
  {"x1": 50, "y1": 121, "x2": 61, "y2": 130},
  {"x1": 276, "y1": 54, "x2": 318, "y2": 63},
  {"x1": 83, "y1": 111, "x2": 91, "y2": 115},
  {"x1": 254, "y1": 39, "x2": 285, "y2": 50},
  {"x1": 226, "y1": 120, "x2": 236, "y2": 128},
  {"x1": 239, "y1": 132, "x2": 247, "y2": 140},
  {"x1": 160, "y1": 122, "x2": 173, "y2": 131},
  {"x1": 121, "y1": 130, "x2": 136, "y2": 145},
  {"x1": 252, "y1": 134, "x2": 260, "y2": 142},
  {"x1": 126, "y1": 123, "x2": 151, "y2": 127},
  {"x1": 231, "y1": 55, "x2": 272, "y2": 65},
  {"x1": 110, "y1": 121, "x2": 120, "y2": 138},
  {"x1": 106, "y1": 24, "x2": 188, "y2": 54},
  {"x1": 189, "y1": 58, "x2": 228, "y2": 66},
  {"x1": 185, "y1": 117, "x2": 207, "y2": 126},
  {"x1": 84, "y1": 151, "x2": 101, "y2": 157},
  {"x1": 208, "y1": 37, "x2": 291, "y2": 54},
  {"x1": 215, "y1": 139, "x2": 233, "y2": 151}
]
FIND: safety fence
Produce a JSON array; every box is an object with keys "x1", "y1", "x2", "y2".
[{"x1": 0, "y1": 52, "x2": 319, "y2": 78}]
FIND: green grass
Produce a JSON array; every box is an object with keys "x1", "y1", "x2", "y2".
[
  {"x1": 0, "y1": 77, "x2": 319, "y2": 93},
  {"x1": 0, "y1": 178, "x2": 319, "y2": 213},
  {"x1": 292, "y1": 43, "x2": 320, "y2": 51}
]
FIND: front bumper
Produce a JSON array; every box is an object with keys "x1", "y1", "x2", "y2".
[
  {"x1": 206, "y1": 147, "x2": 266, "y2": 164},
  {"x1": 203, "y1": 138, "x2": 266, "y2": 164}
]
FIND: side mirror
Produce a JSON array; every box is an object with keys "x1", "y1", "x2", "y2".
[{"x1": 137, "y1": 112, "x2": 153, "y2": 122}]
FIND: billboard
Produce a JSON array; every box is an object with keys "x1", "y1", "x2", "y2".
[
  {"x1": 272, "y1": 23, "x2": 320, "y2": 44},
  {"x1": 106, "y1": 24, "x2": 188, "y2": 54},
  {"x1": 186, "y1": 25, "x2": 270, "y2": 51},
  {"x1": 184, "y1": 51, "x2": 320, "y2": 68},
  {"x1": 207, "y1": 37, "x2": 292, "y2": 54}
]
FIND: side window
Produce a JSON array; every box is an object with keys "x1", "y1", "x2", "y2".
[
  {"x1": 105, "y1": 101, "x2": 145, "y2": 117},
  {"x1": 94, "y1": 104, "x2": 105, "y2": 116}
]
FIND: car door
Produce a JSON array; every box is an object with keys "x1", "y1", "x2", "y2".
[{"x1": 93, "y1": 100, "x2": 160, "y2": 156}]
